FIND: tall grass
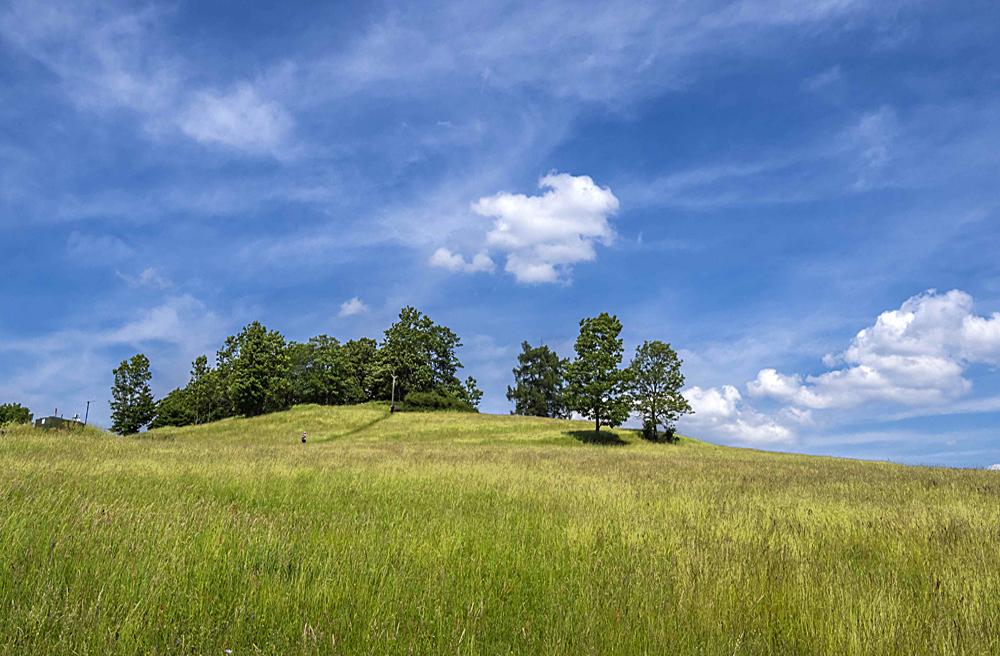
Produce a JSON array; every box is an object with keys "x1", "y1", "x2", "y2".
[{"x1": 1, "y1": 404, "x2": 998, "y2": 654}]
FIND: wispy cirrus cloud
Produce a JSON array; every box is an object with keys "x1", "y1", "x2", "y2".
[{"x1": 0, "y1": 0, "x2": 294, "y2": 157}]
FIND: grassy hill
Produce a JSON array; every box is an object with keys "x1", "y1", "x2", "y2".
[{"x1": 2, "y1": 404, "x2": 998, "y2": 655}]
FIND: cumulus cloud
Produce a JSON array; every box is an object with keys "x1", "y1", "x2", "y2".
[
  {"x1": 338, "y1": 297, "x2": 369, "y2": 317},
  {"x1": 684, "y1": 289, "x2": 1000, "y2": 445},
  {"x1": 682, "y1": 385, "x2": 794, "y2": 444},
  {"x1": 988, "y1": 464, "x2": 1000, "y2": 471},
  {"x1": 469, "y1": 172, "x2": 619, "y2": 283},
  {"x1": 749, "y1": 290, "x2": 1000, "y2": 410},
  {"x1": 429, "y1": 248, "x2": 495, "y2": 273}
]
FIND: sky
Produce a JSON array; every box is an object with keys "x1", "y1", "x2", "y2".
[{"x1": 2, "y1": 0, "x2": 1000, "y2": 468}]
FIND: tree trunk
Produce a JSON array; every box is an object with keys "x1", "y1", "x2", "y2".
[{"x1": 595, "y1": 416, "x2": 601, "y2": 433}]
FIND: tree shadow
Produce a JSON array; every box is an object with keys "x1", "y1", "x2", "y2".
[{"x1": 565, "y1": 430, "x2": 627, "y2": 446}]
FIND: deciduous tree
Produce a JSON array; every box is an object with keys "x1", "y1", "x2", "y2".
[
  {"x1": 110, "y1": 353, "x2": 156, "y2": 434},
  {"x1": 217, "y1": 322, "x2": 291, "y2": 417},
  {"x1": 628, "y1": 340, "x2": 691, "y2": 441},
  {"x1": 0, "y1": 402, "x2": 32, "y2": 425}
]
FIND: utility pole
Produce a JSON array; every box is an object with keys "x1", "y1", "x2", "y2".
[
  {"x1": 84, "y1": 400, "x2": 94, "y2": 426},
  {"x1": 390, "y1": 374, "x2": 397, "y2": 413}
]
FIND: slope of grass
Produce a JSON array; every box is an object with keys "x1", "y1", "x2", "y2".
[{"x1": 1, "y1": 404, "x2": 998, "y2": 655}]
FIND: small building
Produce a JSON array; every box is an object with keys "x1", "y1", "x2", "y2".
[{"x1": 34, "y1": 416, "x2": 84, "y2": 431}]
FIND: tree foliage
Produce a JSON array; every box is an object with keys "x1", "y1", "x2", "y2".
[
  {"x1": 373, "y1": 306, "x2": 479, "y2": 409},
  {"x1": 507, "y1": 341, "x2": 568, "y2": 418},
  {"x1": 217, "y1": 321, "x2": 292, "y2": 417},
  {"x1": 342, "y1": 338, "x2": 378, "y2": 402},
  {"x1": 564, "y1": 313, "x2": 631, "y2": 432},
  {"x1": 628, "y1": 340, "x2": 692, "y2": 441},
  {"x1": 150, "y1": 387, "x2": 195, "y2": 429},
  {"x1": 288, "y1": 335, "x2": 358, "y2": 406},
  {"x1": 0, "y1": 402, "x2": 32, "y2": 425},
  {"x1": 143, "y1": 307, "x2": 478, "y2": 428},
  {"x1": 187, "y1": 355, "x2": 224, "y2": 424},
  {"x1": 110, "y1": 353, "x2": 156, "y2": 434}
]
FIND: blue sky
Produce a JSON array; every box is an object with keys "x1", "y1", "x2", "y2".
[{"x1": 2, "y1": 0, "x2": 1000, "y2": 467}]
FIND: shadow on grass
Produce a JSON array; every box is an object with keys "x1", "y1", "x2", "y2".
[{"x1": 565, "y1": 430, "x2": 627, "y2": 446}]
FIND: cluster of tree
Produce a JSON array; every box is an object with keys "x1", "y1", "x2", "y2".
[
  {"x1": 0, "y1": 402, "x2": 33, "y2": 426},
  {"x1": 507, "y1": 313, "x2": 692, "y2": 441},
  {"x1": 110, "y1": 307, "x2": 482, "y2": 435}
]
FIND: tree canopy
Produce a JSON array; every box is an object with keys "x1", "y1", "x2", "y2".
[
  {"x1": 0, "y1": 402, "x2": 32, "y2": 425},
  {"x1": 628, "y1": 340, "x2": 692, "y2": 441},
  {"x1": 217, "y1": 321, "x2": 292, "y2": 417},
  {"x1": 564, "y1": 313, "x2": 632, "y2": 432},
  {"x1": 507, "y1": 341, "x2": 568, "y2": 418},
  {"x1": 373, "y1": 306, "x2": 480, "y2": 407},
  {"x1": 127, "y1": 307, "x2": 480, "y2": 431},
  {"x1": 110, "y1": 353, "x2": 156, "y2": 434}
]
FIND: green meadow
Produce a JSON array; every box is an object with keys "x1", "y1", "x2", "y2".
[{"x1": 2, "y1": 404, "x2": 998, "y2": 654}]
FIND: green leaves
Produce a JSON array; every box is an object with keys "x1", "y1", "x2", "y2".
[
  {"x1": 507, "y1": 341, "x2": 568, "y2": 418},
  {"x1": 564, "y1": 313, "x2": 632, "y2": 431},
  {"x1": 628, "y1": 340, "x2": 692, "y2": 441},
  {"x1": 0, "y1": 402, "x2": 32, "y2": 425},
  {"x1": 373, "y1": 306, "x2": 476, "y2": 407},
  {"x1": 110, "y1": 353, "x2": 156, "y2": 434},
  {"x1": 216, "y1": 321, "x2": 291, "y2": 418}
]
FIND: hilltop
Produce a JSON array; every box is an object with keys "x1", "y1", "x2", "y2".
[{"x1": 2, "y1": 405, "x2": 998, "y2": 654}]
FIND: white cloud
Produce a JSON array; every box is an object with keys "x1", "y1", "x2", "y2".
[
  {"x1": 749, "y1": 290, "x2": 1000, "y2": 410},
  {"x1": 681, "y1": 385, "x2": 794, "y2": 444},
  {"x1": 802, "y1": 64, "x2": 843, "y2": 94},
  {"x1": 848, "y1": 106, "x2": 898, "y2": 189},
  {"x1": 685, "y1": 289, "x2": 1000, "y2": 445},
  {"x1": 988, "y1": 464, "x2": 1000, "y2": 471},
  {"x1": 0, "y1": 1, "x2": 293, "y2": 157},
  {"x1": 0, "y1": 295, "x2": 225, "y2": 426},
  {"x1": 179, "y1": 84, "x2": 293, "y2": 155},
  {"x1": 429, "y1": 248, "x2": 495, "y2": 274},
  {"x1": 467, "y1": 172, "x2": 618, "y2": 283},
  {"x1": 338, "y1": 297, "x2": 369, "y2": 317},
  {"x1": 116, "y1": 267, "x2": 171, "y2": 289}
]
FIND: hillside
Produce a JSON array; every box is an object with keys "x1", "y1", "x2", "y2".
[{"x1": 2, "y1": 405, "x2": 998, "y2": 654}]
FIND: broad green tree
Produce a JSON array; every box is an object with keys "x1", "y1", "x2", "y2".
[
  {"x1": 0, "y1": 402, "x2": 32, "y2": 425},
  {"x1": 373, "y1": 307, "x2": 468, "y2": 402},
  {"x1": 628, "y1": 340, "x2": 692, "y2": 441},
  {"x1": 217, "y1": 321, "x2": 291, "y2": 417},
  {"x1": 343, "y1": 337, "x2": 378, "y2": 402},
  {"x1": 506, "y1": 341, "x2": 568, "y2": 418},
  {"x1": 564, "y1": 313, "x2": 631, "y2": 432},
  {"x1": 110, "y1": 353, "x2": 156, "y2": 434},
  {"x1": 288, "y1": 335, "x2": 357, "y2": 406}
]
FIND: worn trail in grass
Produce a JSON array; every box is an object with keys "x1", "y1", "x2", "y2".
[{"x1": 2, "y1": 404, "x2": 998, "y2": 654}]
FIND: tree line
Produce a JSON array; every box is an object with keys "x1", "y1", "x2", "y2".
[
  {"x1": 507, "y1": 312, "x2": 691, "y2": 441},
  {"x1": 101, "y1": 308, "x2": 692, "y2": 440},
  {"x1": 109, "y1": 307, "x2": 482, "y2": 434}
]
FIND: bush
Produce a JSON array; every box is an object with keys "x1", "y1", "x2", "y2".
[
  {"x1": 401, "y1": 390, "x2": 477, "y2": 413},
  {"x1": 0, "y1": 403, "x2": 32, "y2": 426},
  {"x1": 641, "y1": 420, "x2": 678, "y2": 443}
]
